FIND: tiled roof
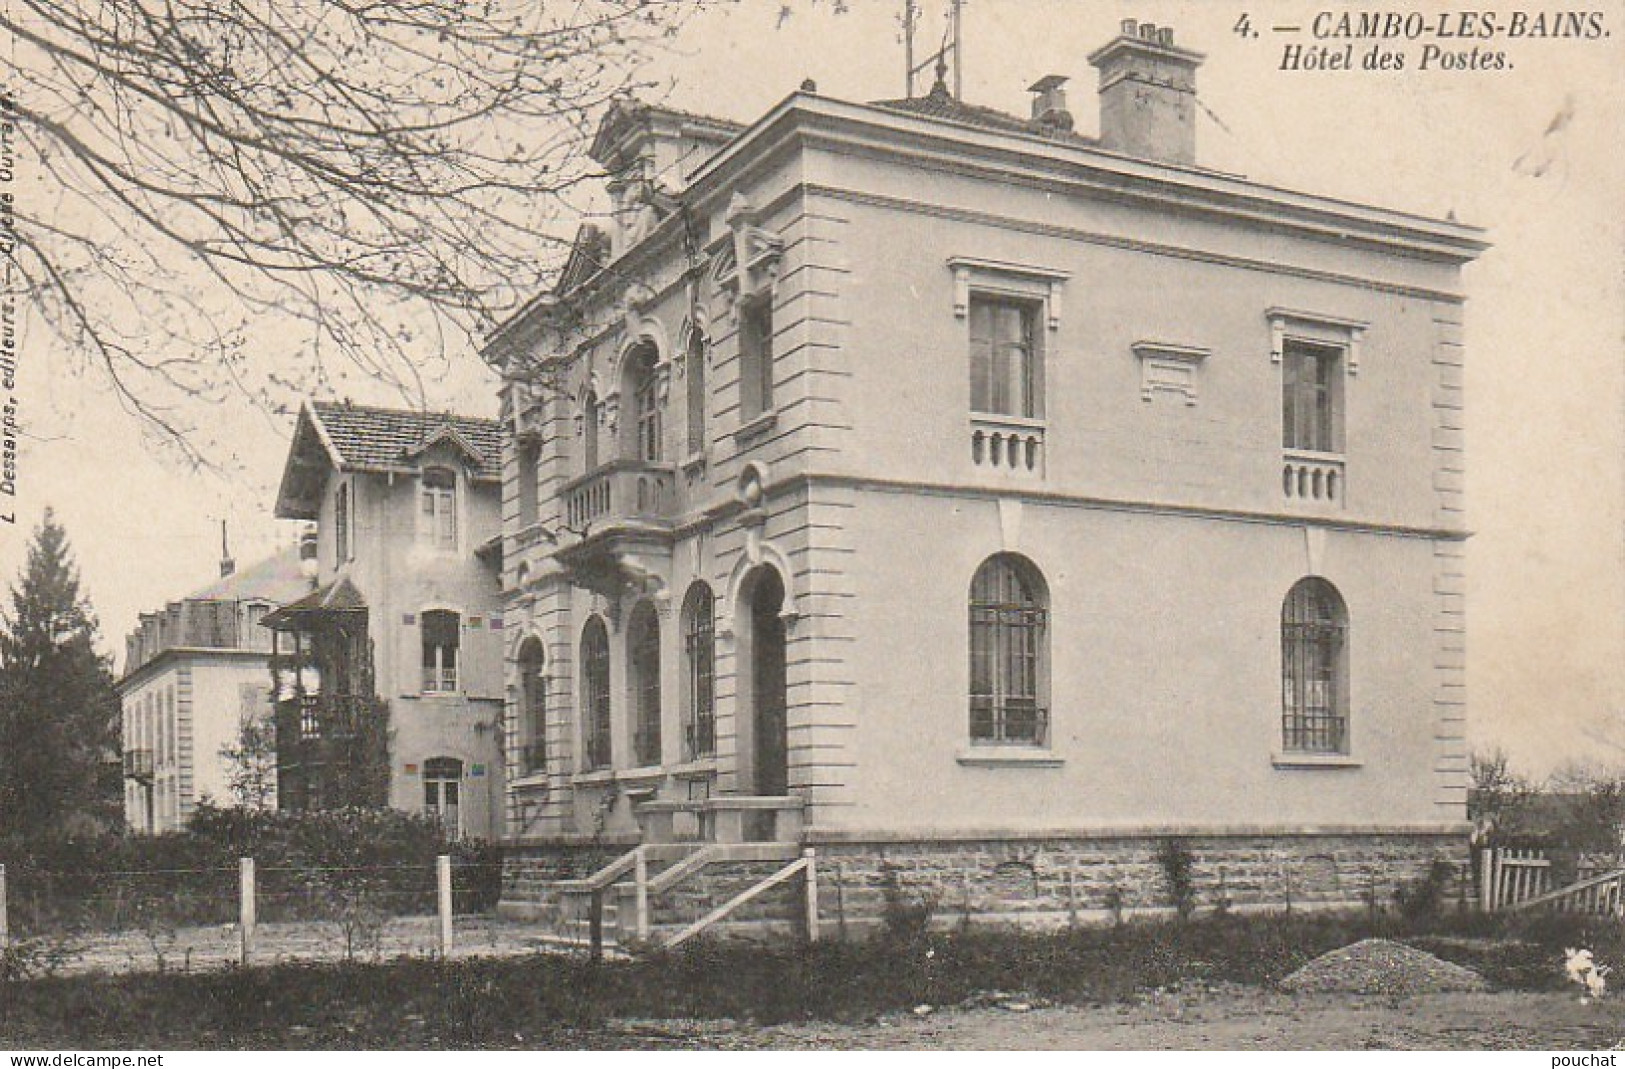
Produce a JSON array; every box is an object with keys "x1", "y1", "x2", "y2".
[
  {"x1": 186, "y1": 547, "x2": 308, "y2": 604},
  {"x1": 869, "y1": 84, "x2": 1097, "y2": 147},
  {"x1": 309, "y1": 401, "x2": 502, "y2": 480}
]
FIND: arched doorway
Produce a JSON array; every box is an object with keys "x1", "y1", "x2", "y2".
[{"x1": 741, "y1": 566, "x2": 789, "y2": 796}]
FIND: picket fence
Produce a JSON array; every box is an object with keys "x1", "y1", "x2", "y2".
[{"x1": 1479, "y1": 847, "x2": 1625, "y2": 916}]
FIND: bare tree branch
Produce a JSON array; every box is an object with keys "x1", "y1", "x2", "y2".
[{"x1": 3, "y1": 0, "x2": 706, "y2": 456}]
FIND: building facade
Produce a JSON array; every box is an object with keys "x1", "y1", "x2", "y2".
[
  {"x1": 489, "y1": 23, "x2": 1486, "y2": 926},
  {"x1": 268, "y1": 401, "x2": 507, "y2": 839},
  {"x1": 119, "y1": 547, "x2": 307, "y2": 832}
]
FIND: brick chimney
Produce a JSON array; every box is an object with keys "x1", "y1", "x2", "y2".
[
  {"x1": 1087, "y1": 20, "x2": 1205, "y2": 165},
  {"x1": 219, "y1": 519, "x2": 235, "y2": 578}
]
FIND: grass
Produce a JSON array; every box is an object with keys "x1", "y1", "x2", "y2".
[{"x1": 0, "y1": 910, "x2": 1604, "y2": 1049}]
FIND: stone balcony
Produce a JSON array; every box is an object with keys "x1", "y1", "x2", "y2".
[
  {"x1": 562, "y1": 460, "x2": 678, "y2": 532},
  {"x1": 556, "y1": 460, "x2": 680, "y2": 598}
]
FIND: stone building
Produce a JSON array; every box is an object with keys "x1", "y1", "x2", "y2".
[
  {"x1": 266, "y1": 401, "x2": 507, "y2": 839},
  {"x1": 119, "y1": 545, "x2": 307, "y2": 832},
  {"x1": 487, "y1": 23, "x2": 1486, "y2": 934}
]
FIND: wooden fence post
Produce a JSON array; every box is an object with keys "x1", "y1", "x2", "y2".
[
  {"x1": 803, "y1": 849, "x2": 819, "y2": 943},
  {"x1": 0, "y1": 863, "x2": 8, "y2": 951},
  {"x1": 589, "y1": 890, "x2": 604, "y2": 962},
  {"x1": 1478, "y1": 847, "x2": 1494, "y2": 912},
  {"x1": 238, "y1": 858, "x2": 255, "y2": 965},
  {"x1": 437, "y1": 854, "x2": 454, "y2": 958}
]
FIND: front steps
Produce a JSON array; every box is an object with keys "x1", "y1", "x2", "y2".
[{"x1": 504, "y1": 841, "x2": 814, "y2": 955}]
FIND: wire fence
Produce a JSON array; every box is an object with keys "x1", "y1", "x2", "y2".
[{"x1": 0, "y1": 856, "x2": 524, "y2": 975}]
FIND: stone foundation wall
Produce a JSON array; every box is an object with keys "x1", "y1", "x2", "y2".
[
  {"x1": 812, "y1": 832, "x2": 1468, "y2": 931},
  {"x1": 499, "y1": 843, "x2": 626, "y2": 921},
  {"x1": 498, "y1": 831, "x2": 1470, "y2": 933}
]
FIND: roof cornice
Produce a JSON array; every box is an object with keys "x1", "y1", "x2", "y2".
[
  {"x1": 486, "y1": 88, "x2": 1486, "y2": 351},
  {"x1": 684, "y1": 93, "x2": 1486, "y2": 263}
]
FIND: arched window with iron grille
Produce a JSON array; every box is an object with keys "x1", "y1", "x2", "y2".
[
  {"x1": 1281, "y1": 577, "x2": 1349, "y2": 754},
  {"x1": 968, "y1": 554, "x2": 1049, "y2": 746}
]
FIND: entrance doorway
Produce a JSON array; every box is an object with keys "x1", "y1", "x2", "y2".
[
  {"x1": 745, "y1": 567, "x2": 789, "y2": 796},
  {"x1": 422, "y1": 756, "x2": 463, "y2": 838}
]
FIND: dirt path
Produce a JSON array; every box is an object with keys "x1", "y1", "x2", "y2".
[{"x1": 589, "y1": 988, "x2": 1625, "y2": 1050}]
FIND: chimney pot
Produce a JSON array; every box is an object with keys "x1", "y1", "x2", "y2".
[
  {"x1": 1140, "y1": 22, "x2": 1158, "y2": 40},
  {"x1": 1159, "y1": 27, "x2": 1174, "y2": 45},
  {"x1": 1120, "y1": 18, "x2": 1137, "y2": 35}
]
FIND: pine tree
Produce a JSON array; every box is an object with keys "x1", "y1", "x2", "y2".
[{"x1": 0, "y1": 510, "x2": 121, "y2": 838}]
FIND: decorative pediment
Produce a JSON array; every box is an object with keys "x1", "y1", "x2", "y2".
[
  {"x1": 709, "y1": 192, "x2": 784, "y2": 306},
  {"x1": 559, "y1": 225, "x2": 612, "y2": 294}
]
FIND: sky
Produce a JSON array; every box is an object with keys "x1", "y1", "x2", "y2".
[{"x1": 2, "y1": 1, "x2": 1621, "y2": 778}]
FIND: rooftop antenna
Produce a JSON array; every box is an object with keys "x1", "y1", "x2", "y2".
[
  {"x1": 219, "y1": 518, "x2": 236, "y2": 578},
  {"x1": 903, "y1": 0, "x2": 964, "y2": 99}
]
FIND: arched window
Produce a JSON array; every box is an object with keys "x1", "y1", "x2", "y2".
[
  {"x1": 968, "y1": 554, "x2": 1049, "y2": 746},
  {"x1": 517, "y1": 436, "x2": 540, "y2": 530},
  {"x1": 627, "y1": 344, "x2": 663, "y2": 463},
  {"x1": 1282, "y1": 578, "x2": 1349, "y2": 753},
  {"x1": 420, "y1": 468, "x2": 458, "y2": 550},
  {"x1": 421, "y1": 610, "x2": 460, "y2": 693},
  {"x1": 422, "y1": 756, "x2": 463, "y2": 837},
  {"x1": 517, "y1": 638, "x2": 547, "y2": 776},
  {"x1": 580, "y1": 616, "x2": 611, "y2": 771},
  {"x1": 582, "y1": 391, "x2": 601, "y2": 473},
  {"x1": 628, "y1": 601, "x2": 662, "y2": 767},
  {"x1": 681, "y1": 583, "x2": 716, "y2": 760},
  {"x1": 685, "y1": 329, "x2": 707, "y2": 456}
]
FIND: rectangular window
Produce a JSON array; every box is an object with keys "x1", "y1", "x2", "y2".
[
  {"x1": 1282, "y1": 341, "x2": 1342, "y2": 452},
  {"x1": 970, "y1": 297, "x2": 1041, "y2": 418},
  {"x1": 738, "y1": 297, "x2": 774, "y2": 422},
  {"x1": 421, "y1": 610, "x2": 460, "y2": 693},
  {"x1": 635, "y1": 375, "x2": 662, "y2": 462},
  {"x1": 334, "y1": 482, "x2": 350, "y2": 562}
]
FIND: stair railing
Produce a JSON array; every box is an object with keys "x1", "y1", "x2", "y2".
[{"x1": 663, "y1": 848, "x2": 819, "y2": 951}]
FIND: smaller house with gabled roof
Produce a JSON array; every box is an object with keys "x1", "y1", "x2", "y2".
[{"x1": 267, "y1": 400, "x2": 507, "y2": 839}]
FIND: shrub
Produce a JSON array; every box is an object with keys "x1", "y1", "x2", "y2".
[
  {"x1": 1156, "y1": 837, "x2": 1198, "y2": 921},
  {"x1": 876, "y1": 861, "x2": 937, "y2": 944},
  {"x1": 1394, "y1": 859, "x2": 1457, "y2": 922},
  {"x1": 0, "y1": 805, "x2": 504, "y2": 935}
]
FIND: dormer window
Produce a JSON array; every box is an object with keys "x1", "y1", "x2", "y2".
[{"x1": 420, "y1": 468, "x2": 458, "y2": 551}]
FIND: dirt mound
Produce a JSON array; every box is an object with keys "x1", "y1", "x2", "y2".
[{"x1": 1281, "y1": 938, "x2": 1490, "y2": 996}]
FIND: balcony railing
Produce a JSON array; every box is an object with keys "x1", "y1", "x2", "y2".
[
  {"x1": 277, "y1": 694, "x2": 375, "y2": 743},
  {"x1": 562, "y1": 460, "x2": 677, "y2": 531},
  {"x1": 1283, "y1": 450, "x2": 1345, "y2": 507},
  {"x1": 970, "y1": 415, "x2": 1045, "y2": 475},
  {"x1": 123, "y1": 748, "x2": 154, "y2": 782}
]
